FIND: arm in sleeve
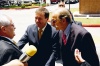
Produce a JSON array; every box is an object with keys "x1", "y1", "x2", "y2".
[
  {"x1": 80, "y1": 32, "x2": 99, "y2": 66},
  {"x1": 45, "y1": 31, "x2": 60, "y2": 66},
  {"x1": 17, "y1": 30, "x2": 29, "y2": 49},
  {"x1": 80, "y1": 61, "x2": 91, "y2": 66},
  {"x1": 0, "y1": 49, "x2": 21, "y2": 65}
]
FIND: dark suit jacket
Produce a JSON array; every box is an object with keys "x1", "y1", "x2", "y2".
[
  {"x1": 18, "y1": 23, "x2": 59, "y2": 66},
  {"x1": 0, "y1": 36, "x2": 22, "y2": 65},
  {"x1": 80, "y1": 61, "x2": 91, "y2": 66},
  {"x1": 61, "y1": 23, "x2": 99, "y2": 66}
]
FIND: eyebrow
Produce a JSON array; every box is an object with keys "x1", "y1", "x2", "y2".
[{"x1": 59, "y1": 5, "x2": 65, "y2": 7}]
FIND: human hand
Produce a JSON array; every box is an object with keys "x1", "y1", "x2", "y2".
[
  {"x1": 74, "y1": 49, "x2": 85, "y2": 63},
  {"x1": 2, "y1": 59, "x2": 28, "y2": 66}
]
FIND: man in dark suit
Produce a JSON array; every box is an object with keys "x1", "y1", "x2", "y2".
[
  {"x1": 0, "y1": 14, "x2": 27, "y2": 66},
  {"x1": 18, "y1": 7, "x2": 59, "y2": 66},
  {"x1": 51, "y1": 8, "x2": 99, "y2": 66}
]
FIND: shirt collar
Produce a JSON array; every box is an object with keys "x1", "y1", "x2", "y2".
[
  {"x1": 38, "y1": 23, "x2": 47, "y2": 32},
  {"x1": 0, "y1": 36, "x2": 13, "y2": 43},
  {"x1": 64, "y1": 23, "x2": 71, "y2": 36}
]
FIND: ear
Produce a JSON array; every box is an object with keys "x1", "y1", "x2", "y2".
[
  {"x1": 46, "y1": 18, "x2": 49, "y2": 21},
  {"x1": 62, "y1": 18, "x2": 66, "y2": 23},
  {"x1": 62, "y1": 18, "x2": 69, "y2": 26},
  {"x1": 0, "y1": 26, "x2": 6, "y2": 32}
]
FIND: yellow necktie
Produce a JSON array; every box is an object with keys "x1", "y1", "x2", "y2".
[{"x1": 38, "y1": 29, "x2": 43, "y2": 40}]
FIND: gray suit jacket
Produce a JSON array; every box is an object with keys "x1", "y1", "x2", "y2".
[
  {"x1": 18, "y1": 23, "x2": 59, "y2": 66},
  {"x1": 0, "y1": 36, "x2": 22, "y2": 65}
]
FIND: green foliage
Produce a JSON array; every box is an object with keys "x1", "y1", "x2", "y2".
[
  {"x1": 0, "y1": 5, "x2": 20, "y2": 8},
  {"x1": 21, "y1": 4, "x2": 26, "y2": 8},
  {"x1": 0, "y1": 3, "x2": 46, "y2": 9},
  {"x1": 33, "y1": 3, "x2": 46, "y2": 7},
  {"x1": 74, "y1": 18, "x2": 100, "y2": 25}
]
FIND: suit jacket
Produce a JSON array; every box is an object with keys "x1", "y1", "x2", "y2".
[
  {"x1": 74, "y1": 21, "x2": 82, "y2": 26},
  {"x1": 61, "y1": 23, "x2": 99, "y2": 66},
  {"x1": 18, "y1": 23, "x2": 59, "y2": 66},
  {"x1": 80, "y1": 61, "x2": 91, "y2": 66},
  {"x1": 0, "y1": 36, "x2": 22, "y2": 65}
]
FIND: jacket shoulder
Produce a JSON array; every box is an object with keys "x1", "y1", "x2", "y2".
[{"x1": 71, "y1": 23, "x2": 89, "y2": 35}]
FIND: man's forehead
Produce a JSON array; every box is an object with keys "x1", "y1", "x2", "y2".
[
  {"x1": 59, "y1": 3, "x2": 65, "y2": 5},
  {"x1": 35, "y1": 12, "x2": 44, "y2": 16}
]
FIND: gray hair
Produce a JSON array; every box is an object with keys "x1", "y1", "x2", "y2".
[
  {"x1": 0, "y1": 14, "x2": 11, "y2": 28},
  {"x1": 55, "y1": 8, "x2": 72, "y2": 23}
]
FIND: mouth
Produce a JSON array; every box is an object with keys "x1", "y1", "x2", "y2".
[{"x1": 36, "y1": 23, "x2": 40, "y2": 26}]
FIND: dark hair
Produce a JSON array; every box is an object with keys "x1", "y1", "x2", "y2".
[
  {"x1": 35, "y1": 7, "x2": 49, "y2": 18},
  {"x1": 67, "y1": 10, "x2": 74, "y2": 21}
]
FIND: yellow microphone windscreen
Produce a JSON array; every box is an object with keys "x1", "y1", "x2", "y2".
[{"x1": 25, "y1": 45, "x2": 37, "y2": 57}]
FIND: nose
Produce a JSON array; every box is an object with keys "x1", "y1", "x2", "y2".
[
  {"x1": 13, "y1": 24, "x2": 16, "y2": 29},
  {"x1": 36, "y1": 19, "x2": 39, "y2": 23}
]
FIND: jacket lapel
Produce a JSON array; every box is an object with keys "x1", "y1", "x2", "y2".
[
  {"x1": 33, "y1": 25, "x2": 39, "y2": 44},
  {"x1": 70, "y1": 23, "x2": 76, "y2": 51}
]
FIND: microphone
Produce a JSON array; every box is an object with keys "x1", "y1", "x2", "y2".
[{"x1": 19, "y1": 45, "x2": 37, "y2": 62}]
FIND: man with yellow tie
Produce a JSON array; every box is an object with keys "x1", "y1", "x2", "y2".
[{"x1": 18, "y1": 7, "x2": 59, "y2": 66}]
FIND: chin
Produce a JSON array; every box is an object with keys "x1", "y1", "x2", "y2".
[
  {"x1": 12, "y1": 34, "x2": 15, "y2": 38},
  {"x1": 56, "y1": 28, "x2": 60, "y2": 30}
]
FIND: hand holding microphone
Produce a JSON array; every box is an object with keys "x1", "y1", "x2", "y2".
[{"x1": 19, "y1": 45, "x2": 37, "y2": 62}]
